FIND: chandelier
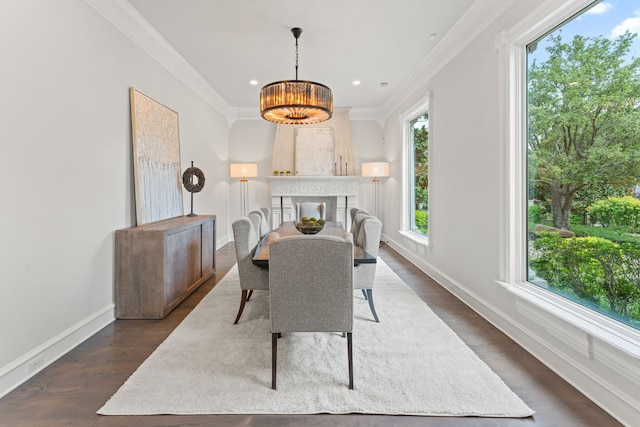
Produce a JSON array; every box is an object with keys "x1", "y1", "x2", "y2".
[{"x1": 260, "y1": 27, "x2": 333, "y2": 125}]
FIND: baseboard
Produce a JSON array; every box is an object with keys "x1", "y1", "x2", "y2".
[
  {"x1": 217, "y1": 233, "x2": 232, "y2": 250},
  {"x1": 0, "y1": 304, "x2": 115, "y2": 399},
  {"x1": 383, "y1": 235, "x2": 639, "y2": 426},
  {"x1": 382, "y1": 234, "x2": 492, "y2": 310}
]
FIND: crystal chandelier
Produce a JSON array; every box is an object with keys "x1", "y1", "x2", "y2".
[{"x1": 260, "y1": 27, "x2": 333, "y2": 125}]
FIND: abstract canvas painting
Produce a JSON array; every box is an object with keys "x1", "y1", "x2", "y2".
[
  {"x1": 129, "y1": 88, "x2": 183, "y2": 224},
  {"x1": 294, "y1": 127, "x2": 335, "y2": 176}
]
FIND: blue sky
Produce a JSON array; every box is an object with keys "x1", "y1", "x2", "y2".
[{"x1": 529, "y1": 0, "x2": 640, "y2": 63}]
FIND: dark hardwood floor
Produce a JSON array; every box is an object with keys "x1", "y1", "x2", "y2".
[{"x1": 0, "y1": 244, "x2": 622, "y2": 427}]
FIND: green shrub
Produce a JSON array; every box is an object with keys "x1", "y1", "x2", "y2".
[
  {"x1": 415, "y1": 188, "x2": 429, "y2": 210},
  {"x1": 415, "y1": 210, "x2": 428, "y2": 234},
  {"x1": 570, "y1": 223, "x2": 640, "y2": 244},
  {"x1": 597, "y1": 242, "x2": 640, "y2": 318},
  {"x1": 570, "y1": 212, "x2": 583, "y2": 228},
  {"x1": 531, "y1": 232, "x2": 640, "y2": 321},
  {"x1": 588, "y1": 196, "x2": 640, "y2": 231},
  {"x1": 531, "y1": 233, "x2": 609, "y2": 303},
  {"x1": 528, "y1": 204, "x2": 543, "y2": 229}
]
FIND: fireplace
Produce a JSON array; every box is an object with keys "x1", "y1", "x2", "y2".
[{"x1": 266, "y1": 176, "x2": 359, "y2": 230}]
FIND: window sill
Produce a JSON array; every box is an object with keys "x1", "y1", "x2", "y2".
[
  {"x1": 499, "y1": 279, "x2": 640, "y2": 382},
  {"x1": 399, "y1": 230, "x2": 430, "y2": 253}
]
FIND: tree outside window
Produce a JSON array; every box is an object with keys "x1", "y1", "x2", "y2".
[
  {"x1": 527, "y1": 2, "x2": 640, "y2": 330},
  {"x1": 410, "y1": 113, "x2": 429, "y2": 236}
]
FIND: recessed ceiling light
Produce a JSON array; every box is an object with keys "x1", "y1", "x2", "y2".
[
  {"x1": 352, "y1": 80, "x2": 361, "y2": 86},
  {"x1": 249, "y1": 80, "x2": 258, "y2": 85},
  {"x1": 379, "y1": 82, "x2": 389, "y2": 88},
  {"x1": 429, "y1": 33, "x2": 437, "y2": 40}
]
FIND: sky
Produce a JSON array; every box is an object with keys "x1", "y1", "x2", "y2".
[{"x1": 529, "y1": 0, "x2": 640, "y2": 63}]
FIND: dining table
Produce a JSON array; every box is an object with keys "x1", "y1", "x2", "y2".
[{"x1": 252, "y1": 221, "x2": 376, "y2": 267}]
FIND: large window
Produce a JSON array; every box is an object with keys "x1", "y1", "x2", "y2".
[
  {"x1": 409, "y1": 111, "x2": 429, "y2": 236},
  {"x1": 526, "y1": 1, "x2": 640, "y2": 330}
]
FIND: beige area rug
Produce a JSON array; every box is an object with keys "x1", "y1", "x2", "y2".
[{"x1": 98, "y1": 259, "x2": 535, "y2": 417}]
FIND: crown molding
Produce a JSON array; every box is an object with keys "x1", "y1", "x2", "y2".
[
  {"x1": 84, "y1": 0, "x2": 235, "y2": 125},
  {"x1": 379, "y1": 0, "x2": 518, "y2": 122},
  {"x1": 84, "y1": 0, "x2": 517, "y2": 129},
  {"x1": 344, "y1": 107, "x2": 385, "y2": 129},
  {"x1": 234, "y1": 107, "x2": 261, "y2": 121}
]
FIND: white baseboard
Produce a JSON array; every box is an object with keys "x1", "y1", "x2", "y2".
[
  {"x1": 0, "y1": 304, "x2": 115, "y2": 399},
  {"x1": 217, "y1": 234, "x2": 232, "y2": 249},
  {"x1": 383, "y1": 234, "x2": 639, "y2": 427},
  {"x1": 0, "y1": 234, "x2": 232, "y2": 400}
]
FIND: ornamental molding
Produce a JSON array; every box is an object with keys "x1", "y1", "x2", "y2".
[{"x1": 266, "y1": 176, "x2": 359, "y2": 197}]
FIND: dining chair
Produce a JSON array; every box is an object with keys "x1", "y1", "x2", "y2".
[
  {"x1": 247, "y1": 212, "x2": 262, "y2": 241},
  {"x1": 231, "y1": 217, "x2": 269, "y2": 324},
  {"x1": 259, "y1": 207, "x2": 271, "y2": 230},
  {"x1": 296, "y1": 202, "x2": 326, "y2": 221},
  {"x1": 353, "y1": 216, "x2": 383, "y2": 322},
  {"x1": 351, "y1": 211, "x2": 370, "y2": 243},
  {"x1": 249, "y1": 209, "x2": 270, "y2": 238},
  {"x1": 350, "y1": 208, "x2": 369, "y2": 240},
  {"x1": 269, "y1": 234, "x2": 354, "y2": 390}
]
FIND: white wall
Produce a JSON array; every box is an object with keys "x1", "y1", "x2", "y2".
[
  {"x1": 350, "y1": 120, "x2": 386, "y2": 217},
  {"x1": 380, "y1": 1, "x2": 640, "y2": 425},
  {"x1": 0, "y1": 0, "x2": 230, "y2": 397},
  {"x1": 228, "y1": 119, "x2": 276, "y2": 222}
]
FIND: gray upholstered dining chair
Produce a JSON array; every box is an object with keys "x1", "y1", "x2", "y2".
[
  {"x1": 350, "y1": 208, "x2": 369, "y2": 240},
  {"x1": 259, "y1": 207, "x2": 271, "y2": 230},
  {"x1": 296, "y1": 201, "x2": 326, "y2": 221},
  {"x1": 269, "y1": 234, "x2": 354, "y2": 390},
  {"x1": 231, "y1": 217, "x2": 269, "y2": 324},
  {"x1": 249, "y1": 209, "x2": 270, "y2": 238},
  {"x1": 353, "y1": 216, "x2": 383, "y2": 322},
  {"x1": 351, "y1": 210, "x2": 371, "y2": 243},
  {"x1": 247, "y1": 212, "x2": 262, "y2": 240}
]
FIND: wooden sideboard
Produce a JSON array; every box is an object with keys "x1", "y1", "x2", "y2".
[{"x1": 115, "y1": 215, "x2": 216, "y2": 319}]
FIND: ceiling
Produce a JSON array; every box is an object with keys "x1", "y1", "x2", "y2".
[{"x1": 126, "y1": 0, "x2": 481, "y2": 117}]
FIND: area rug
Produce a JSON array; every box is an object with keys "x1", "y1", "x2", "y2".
[{"x1": 98, "y1": 259, "x2": 534, "y2": 417}]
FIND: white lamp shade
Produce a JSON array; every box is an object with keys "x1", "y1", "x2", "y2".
[
  {"x1": 229, "y1": 163, "x2": 258, "y2": 178},
  {"x1": 361, "y1": 162, "x2": 390, "y2": 177}
]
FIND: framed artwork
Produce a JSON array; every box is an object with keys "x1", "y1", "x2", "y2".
[
  {"x1": 129, "y1": 88, "x2": 183, "y2": 225},
  {"x1": 294, "y1": 127, "x2": 335, "y2": 176}
]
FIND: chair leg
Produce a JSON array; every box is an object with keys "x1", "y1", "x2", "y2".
[
  {"x1": 361, "y1": 289, "x2": 368, "y2": 300},
  {"x1": 347, "y1": 332, "x2": 353, "y2": 390},
  {"x1": 246, "y1": 289, "x2": 254, "y2": 301},
  {"x1": 365, "y1": 289, "x2": 380, "y2": 322},
  {"x1": 272, "y1": 333, "x2": 278, "y2": 390},
  {"x1": 233, "y1": 290, "x2": 248, "y2": 324}
]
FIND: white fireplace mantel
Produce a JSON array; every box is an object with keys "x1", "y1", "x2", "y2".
[{"x1": 266, "y1": 176, "x2": 359, "y2": 229}]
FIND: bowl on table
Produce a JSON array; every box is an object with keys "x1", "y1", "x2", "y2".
[{"x1": 295, "y1": 218, "x2": 325, "y2": 234}]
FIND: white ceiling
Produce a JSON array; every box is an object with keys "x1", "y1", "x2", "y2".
[{"x1": 125, "y1": 0, "x2": 483, "y2": 117}]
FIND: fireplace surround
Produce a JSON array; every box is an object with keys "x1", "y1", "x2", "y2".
[{"x1": 266, "y1": 176, "x2": 359, "y2": 230}]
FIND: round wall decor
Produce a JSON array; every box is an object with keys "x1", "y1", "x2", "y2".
[{"x1": 182, "y1": 162, "x2": 205, "y2": 193}]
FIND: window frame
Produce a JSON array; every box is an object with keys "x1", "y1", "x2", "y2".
[
  {"x1": 401, "y1": 94, "x2": 432, "y2": 247},
  {"x1": 497, "y1": 0, "x2": 640, "y2": 359}
]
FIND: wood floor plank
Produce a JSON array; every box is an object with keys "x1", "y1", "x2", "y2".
[{"x1": 0, "y1": 243, "x2": 621, "y2": 427}]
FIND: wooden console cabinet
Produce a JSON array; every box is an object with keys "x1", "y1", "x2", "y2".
[{"x1": 115, "y1": 215, "x2": 216, "y2": 319}]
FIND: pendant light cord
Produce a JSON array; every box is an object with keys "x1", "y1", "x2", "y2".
[
  {"x1": 295, "y1": 36, "x2": 299, "y2": 80},
  {"x1": 292, "y1": 27, "x2": 302, "y2": 81}
]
